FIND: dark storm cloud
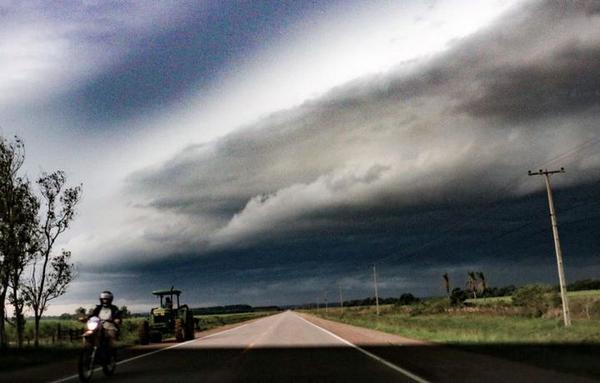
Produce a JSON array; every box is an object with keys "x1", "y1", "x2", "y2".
[
  {"x1": 459, "y1": 43, "x2": 600, "y2": 122},
  {"x1": 106, "y1": 0, "x2": 600, "y2": 301},
  {"x1": 321, "y1": 1, "x2": 600, "y2": 124},
  {"x1": 67, "y1": 1, "x2": 345, "y2": 124},
  {"x1": 126, "y1": 0, "x2": 600, "y2": 247}
]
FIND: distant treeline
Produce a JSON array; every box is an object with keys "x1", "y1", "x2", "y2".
[
  {"x1": 296, "y1": 278, "x2": 600, "y2": 310},
  {"x1": 191, "y1": 305, "x2": 281, "y2": 315},
  {"x1": 567, "y1": 279, "x2": 600, "y2": 292}
]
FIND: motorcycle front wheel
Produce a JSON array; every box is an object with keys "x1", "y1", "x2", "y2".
[
  {"x1": 78, "y1": 345, "x2": 96, "y2": 382},
  {"x1": 102, "y1": 351, "x2": 116, "y2": 376}
]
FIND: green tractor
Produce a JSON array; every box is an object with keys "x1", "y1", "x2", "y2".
[{"x1": 138, "y1": 288, "x2": 196, "y2": 344}]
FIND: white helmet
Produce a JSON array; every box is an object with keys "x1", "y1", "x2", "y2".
[{"x1": 99, "y1": 291, "x2": 113, "y2": 306}]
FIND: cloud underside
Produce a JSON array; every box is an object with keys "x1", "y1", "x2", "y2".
[{"x1": 121, "y1": 1, "x2": 600, "y2": 280}]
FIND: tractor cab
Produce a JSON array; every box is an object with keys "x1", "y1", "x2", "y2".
[
  {"x1": 154, "y1": 288, "x2": 181, "y2": 309},
  {"x1": 139, "y1": 287, "x2": 196, "y2": 344},
  {"x1": 149, "y1": 289, "x2": 181, "y2": 325}
]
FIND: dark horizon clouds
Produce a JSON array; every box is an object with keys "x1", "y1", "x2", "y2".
[{"x1": 3, "y1": 1, "x2": 600, "y2": 311}]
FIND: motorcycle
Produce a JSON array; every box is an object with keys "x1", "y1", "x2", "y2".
[{"x1": 78, "y1": 316, "x2": 117, "y2": 382}]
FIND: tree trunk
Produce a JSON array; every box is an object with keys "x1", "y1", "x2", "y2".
[
  {"x1": 12, "y1": 283, "x2": 24, "y2": 348},
  {"x1": 15, "y1": 311, "x2": 24, "y2": 349},
  {"x1": 0, "y1": 289, "x2": 7, "y2": 350},
  {"x1": 34, "y1": 312, "x2": 40, "y2": 347}
]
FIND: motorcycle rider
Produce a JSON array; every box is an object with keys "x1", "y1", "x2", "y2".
[{"x1": 90, "y1": 291, "x2": 122, "y2": 354}]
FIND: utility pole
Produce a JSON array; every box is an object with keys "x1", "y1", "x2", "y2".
[
  {"x1": 324, "y1": 292, "x2": 328, "y2": 313},
  {"x1": 373, "y1": 264, "x2": 380, "y2": 316},
  {"x1": 338, "y1": 284, "x2": 344, "y2": 315},
  {"x1": 528, "y1": 167, "x2": 571, "y2": 327}
]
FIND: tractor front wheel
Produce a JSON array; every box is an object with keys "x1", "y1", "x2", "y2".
[{"x1": 138, "y1": 320, "x2": 150, "y2": 345}]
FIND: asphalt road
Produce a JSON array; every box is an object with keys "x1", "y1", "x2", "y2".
[
  {"x1": 46, "y1": 311, "x2": 419, "y2": 383},
  {"x1": 3, "y1": 311, "x2": 597, "y2": 383}
]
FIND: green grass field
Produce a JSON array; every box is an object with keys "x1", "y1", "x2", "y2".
[
  {"x1": 308, "y1": 294, "x2": 600, "y2": 379},
  {"x1": 465, "y1": 289, "x2": 600, "y2": 306},
  {"x1": 312, "y1": 306, "x2": 600, "y2": 343}
]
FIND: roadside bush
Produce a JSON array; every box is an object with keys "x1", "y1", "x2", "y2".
[
  {"x1": 512, "y1": 284, "x2": 560, "y2": 317},
  {"x1": 575, "y1": 299, "x2": 600, "y2": 320},
  {"x1": 409, "y1": 298, "x2": 450, "y2": 316},
  {"x1": 449, "y1": 288, "x2": 468, "y2": 306},
  {"x1": 590, "y1": 301, "x2": 600, "y2": 318},
  {"x1": 427, "y1": 299, "x2": 451, "y2": 314}
]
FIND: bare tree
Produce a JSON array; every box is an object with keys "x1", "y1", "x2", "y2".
[
  {"x1": 22, "y1": 171, "x2": 81, "y2": 347},
  {"x1": 0, "y1": 136, "x2": 38, "y2": 350}
]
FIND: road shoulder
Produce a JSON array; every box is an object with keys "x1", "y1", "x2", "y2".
[{"x1": 298, "y1": 312, "x2": 597, "y2": 383}]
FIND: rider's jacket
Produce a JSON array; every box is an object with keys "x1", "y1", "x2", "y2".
[{"x1": 91, "y1": 304, "x2": 122, "y2": 331}]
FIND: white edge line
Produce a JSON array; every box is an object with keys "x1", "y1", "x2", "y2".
[
  {"x1": 47, "y1": 322, "x2": 251, "y2": 383},
  {"x1": 294, "y1": 313, "x2": 429, "y2": 383}
]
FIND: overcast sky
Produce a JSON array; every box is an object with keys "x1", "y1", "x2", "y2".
[{"x1": 2, "y1": 0, "x2": 600, "y2": 314}]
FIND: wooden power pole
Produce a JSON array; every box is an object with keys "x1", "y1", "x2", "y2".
[
  {"x1": 338, "y1": 284, "x2": 344, "y2": 315},
  {"x1": 528, "y1": 167, "x2": 571, "y2": 327},
  {"x1": 373, "y1": 264, "x2": 380, "y2": 316}
]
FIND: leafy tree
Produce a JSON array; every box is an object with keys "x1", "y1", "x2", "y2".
[
  {"x1": 22, "y1": 171, "x2": 81, "y2": 346},
  {"x1": 120, "y1": 305, "x2": 131, "y2": 318},
  {"x1": 0, "y1": 136, "x2": 39, "y2": 350},
  {"x1": 397, "y1": 293, "x2": 419, "y2": 306},
  {"x1": 74, "y1": 306, "x2": 87, "y2": 320}
]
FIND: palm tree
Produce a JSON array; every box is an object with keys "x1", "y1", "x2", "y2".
[
  {"x1": 477, "y1": 272, "x2": 487, "y2": 295},
  {"x1": 466, "y1": 272, "x2": 478, "y2": 299},
  {"x1": 443, "y1": 273, "x2": 450, "y2": 297}
]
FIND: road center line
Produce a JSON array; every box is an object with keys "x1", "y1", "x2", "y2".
[
  {"x1": 294, "y1": 313, "x2": 429, "y2": 383},
  {"x1": 47, "y1": 322, "x2": 252, "y2": 383}
]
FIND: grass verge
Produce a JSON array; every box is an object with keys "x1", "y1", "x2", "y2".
[{"x1": 307, "y1": 306, "x2": 600, "y2": 378}]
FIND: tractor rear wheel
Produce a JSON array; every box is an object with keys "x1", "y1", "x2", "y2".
[
  {"x1": 184, "y1": 314, "x2": 195, "y2": 340},
  {"x1": 175, "y1": 319, "x2": 185, "y2": 342},
  {"x1": 138, "y1": 320, "x2": 150, "y2": 345}
]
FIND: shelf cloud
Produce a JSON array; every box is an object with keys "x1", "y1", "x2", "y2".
[{"x1": 127, "y1": 0, "x2": 600, "y2": 262}]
